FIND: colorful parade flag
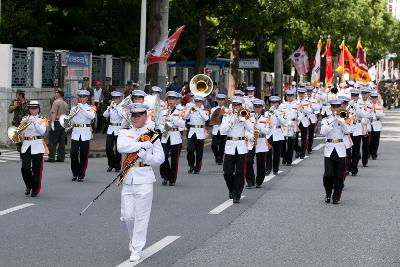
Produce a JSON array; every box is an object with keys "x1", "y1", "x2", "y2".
[
  {"x1": 354, "y1": 40, "x2": 371, "y2": 82},
  {"x1": 336, "y1": 40, "x2": 357, "y2": 78},
  {"x1": 147, "y1": 26, "x2": 185, "y2": 65},
  {"x1": 322, "y1": 38, "x2": 332, "y2": 88},
  {"x1": 290, "y1": 46, "x2": 309, "y2": 75},
  {"x1": 311, "y1": 39, "x2": 322, "y2": 86}
]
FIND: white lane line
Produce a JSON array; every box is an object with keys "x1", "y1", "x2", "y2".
[
  {"x1": 313, "y1": 143, "x2": 325, "y2": 151},
  {"x1": 0, "y1": 154, "x2": 21, "y2": 158},
  {"x1": 209, "y1": 196, "x2": 246, "y2": 215},
  {"x1": 292, "y1": 156, "x2": 308, "y2": 165},
  {"x1": 0, "y1": 160, "x2": 6, "y2": 163},
  {"x1": 263, "y1": 171, "x2": 283, "y2": 184},
  {"x1": 0, "y1": 203, "x2": 35, "y2": 216},
  {"x1": 116, "y1": 236, "x2": 181, "y2": 267}
]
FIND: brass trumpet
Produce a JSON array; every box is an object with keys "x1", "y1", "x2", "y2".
[
  {"x1": 337, "y1": 109, "x2": 349, "y2": 119},
  {"x1": 238, "y1": 108, "x2": 250, "y2": 120}
]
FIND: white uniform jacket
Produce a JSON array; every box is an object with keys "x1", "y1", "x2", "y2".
[
  {"x1": 253, "y1": 114, "x2": 271, "y2": 153},
  {"x1": 103, "y1": 104, "x2": 126, "y2": 135},
  {"x1": 21, "y1": 115, "x2": 47, "y2": 154},
  {"x1": 159, "y1": 107, "x2": 185, "y2": 145},
  {"x1": 267, "y1": 109, "x2": 286, "y2": 141},
  {"x1": 296, "y1": 99, "x2": 312, "y2": 127},
  {"x1": 320, "y1": 115, "x2": 351, "y2": 158},
  {"x1": 352, "y1": 100, "x2": 370, "y2": 136},
  {"x1": 307, "y1": 96, "x2": 321, "y2": 124},
  {"x1": 211, "y1": 105, "x2": 226, "y2": 135},
  {"x1": 184, "y1": 107, "x2": 209, "y2": 140},
  {"x1": 71, "y1": 103, "x2": 96, "y2": 141},
  {"x1": 117, "y1": 127, "x2": 165, "y2": 185},
  {"x1": 368, "y1": 104, "x2": 385, "y2": 132},
  {"x1": 220, "y1": 113, "x2": 253, "y2": 155}
]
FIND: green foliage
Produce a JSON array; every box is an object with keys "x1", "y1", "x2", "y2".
[{"x1": 1, "y1": 0, "x2": 399, "y2": 68}]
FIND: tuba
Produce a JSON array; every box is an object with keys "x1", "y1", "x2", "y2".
[
  {"x1": 189, "y1": 74, "x2": 213, "y2": 97},
  {"x1": 7, "y1": 116, "x2": 33, "y2": 144}
]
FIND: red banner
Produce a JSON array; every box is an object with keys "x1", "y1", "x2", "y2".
[
  {"x1": 336, "y1": 40, "x2": 357, "y2": 78},
  {"x1": 355, "y1": 40, "x2": 371, "y2": 82},
  {"x1": 146, "y1": 26, "x2": 185, "y2": 65},
  {"x1": 322, "y1": 38, "x2": 332, "y2": 88}
]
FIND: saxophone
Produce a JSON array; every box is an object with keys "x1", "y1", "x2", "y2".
[{"x1": 253, "y1": 115, "x2": 260, "y2": 146}]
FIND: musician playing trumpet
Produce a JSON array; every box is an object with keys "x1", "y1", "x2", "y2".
[
  {"x1": 320, "y1": 99, "x2": 352, "y2": 204},
  {"x1": 210, "y1": 94, "x2": 227, "y2": 165},
  {"x1": 183, "y1": 95, "x2": 209, "y2": 174},
  {"x1": 368, "y1": 92, "x2": 385, "y2": 160},
  {"x1": 220, "y1": 96, "x2": 253, "y2": 203},
  {"x1": 19, "y1": 101, "x2": 47, "y2": 197},
  {"x1": 70, "y1": 90, "x2": 96, "y2": 182},
  {"x1": 294, "y1": 88, "x2": 312, "y2": 159},
  {"x1": 159, "y1": 91, "x2": 186, "y2": 186},
  {"x1": 103, "y1": 91, "x2": 126, "y2": 172}
]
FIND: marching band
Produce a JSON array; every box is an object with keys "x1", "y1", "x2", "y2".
[{"x1": 7, "y1": 76, "x2": 387, "y2": 262}]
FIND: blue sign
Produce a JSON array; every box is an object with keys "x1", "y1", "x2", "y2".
[{"x1": 62, "y1": 52, "x2": 90, "y2": 67}]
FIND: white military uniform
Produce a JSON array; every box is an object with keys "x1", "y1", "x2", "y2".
[
  {"x1": 70, "y1": 103, "x2": 96, "y2": 141},
  {"x1": 220, "y1": 112, "x2": 253, "y2": 155},
  {"x1": 253, "y1": 113, "x2": 271, "y2": 153},
  {"x1": 369, "y1": 103, "x2": 385, "y2": 132},
  {"x1": 21, "y1": 115, "x2": 47, "y2": 154},
  {"x1": 159, "y1": 107, "x2": 185, "y2": 145},
  {"x1": 320, "y1": 115, "x2": 351, "y2": 157},
  {"x1": 267, "y1": 108, "x2": 286, "y2": 141},
  {"x1": 184, "y1": 107, "x2": 209, "y2": 140},
  {"x1": 117, "y1": 126, "x2": 164, "y2": 259},
  {"x1": 103, "y1": 104, "x2": 126, "y2": 135}
]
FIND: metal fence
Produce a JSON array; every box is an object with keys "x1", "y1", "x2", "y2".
[
  {"x1": 92, "y1": 55, "x2": 106, "y2": 86},
  {"x1": 12, "y1": 48, "x2": 34, "y2": 87},
  {"x1": 112, "y1": 57, "x2": 124, "y2": 86},
  {"x1": 42, "y1": 51, "x2": 62, "y2": 88}
]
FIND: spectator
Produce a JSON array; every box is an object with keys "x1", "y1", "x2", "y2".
[{"x1": 168, "y1": 75, "x2": 181, "y2": 93}]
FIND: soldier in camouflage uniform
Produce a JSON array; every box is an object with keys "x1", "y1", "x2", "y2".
[
  {"x1": 100, "y1": 77, "x2": 116, "y2": 133},
  {"x1": 8, "y1": 89, "x2": 29, "y2": 152}
]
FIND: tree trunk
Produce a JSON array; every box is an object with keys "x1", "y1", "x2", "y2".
[
  {"x1": 273, "y1": 36, "x2": 283, "y2": 97},
  {"x1": 147, "y1": 0, "x2": 162, "y2": 89},
  {"x1": 228, "y1": 26, "x2": 240, "y2": 96},
  {"x1": 254, "y1": 34, "x2": 263, "y2": 99},
  {"x1": 195, "y1": 9, "x2": 206, "y2": 74}
]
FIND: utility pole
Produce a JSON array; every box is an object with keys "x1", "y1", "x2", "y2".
[
  {"x1": 138, "y1": 0, "x2": 147, "y2": 90},
  {"x1": 158, "y1": 0, "x2": 169, "y2": 92}
]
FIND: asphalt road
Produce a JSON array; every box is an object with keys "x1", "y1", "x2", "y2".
[{"x1": 0, "y1": 110, "x2": 399, "y2": 267}]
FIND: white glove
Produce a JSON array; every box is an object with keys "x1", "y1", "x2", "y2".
[
  {"x1": 50, "y1": 121, "x2": 55, "y2": 131},
  {"x1": 140, "y1": 141, "x2": 153, "y2": 150}
]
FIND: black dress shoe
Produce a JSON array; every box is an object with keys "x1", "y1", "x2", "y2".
[
  {"x1": 282, "y1": 159, "x2": 287, "y2": 164},
  {"x1": 362, "y1": 164, "x2": 368, "y2": 167},
  {"x1": 325, "y1": 197, "x2": 331, "y2": 203},
  {"x1": 286, "y1": 163, "x2": 292, "y2": 166},
  {"x1": 233, "y1": 198, "x2": 240, "y2": 204},
  {"x1": 217, "y1": 162, "x2": 223, "y2": 165},
  {"x1": 246, "y1": 184, "x2": 254, "y2": 189},
  {"x1": 255, "y1": 184, "x2": 262, "y2": 188},
  {"x1": 265, "y1": 171, "x2": 271, "y2": 176},
  {"x1": 371, "y1": 155, "x2": 377, "y2": 160},
  {"x1": 25, "y1": 188, "x2": 31, "y2": 195},
  {"x1": 351, "y1": 172, "x2": 357, "y2": 176},
  {"x1": 300, "y1": 156, "x2": 305, "y2": 159},
  {"x1": 72, "y1": 176, "x2": 78, "y2": 181},
  {"x1": 273, "y1": 171, "x2": 278, "y2": 175},
  {"x1": 169, "y1": 182, "x2": 175, "y2": 186},
  {"x1": 45, "y1": 159, "x2": 55, "y2": 163},
  {"x1": 194, "y1": 170, "x2": 200, "y2": 174},
  {"x1": 332, "y1": 199, "x2": 339, "y2": 204},
  {"x1": 78, "y1": 176, "x2": 84, "y2": 182},
  {"x1": 56, "y1": 159, "x2": 64, "y2": 162},
  {"x1": 188, "y1": 167, "x2": 194, "y2": 174},
  {"x1": 107, "y1": 167, "x2": 113, "y2": 172},
  {"x1": 308, "y1": 151, "x2": 313, "y2": 154},
  {"x1": 162, "y1": 179, "x2": 168, "y2": 186},
  {"x1": 31, "y1": 191, "x2": 38, "y2": 197},
  {"x1": 295, "y1": 153, "x2": 300, "y2": 159},
  {"x1": 229, "y1": 193, "x2": 233, "y2": 199}
]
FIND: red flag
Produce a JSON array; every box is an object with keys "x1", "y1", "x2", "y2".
[
  {"x1": 354, "y1": 40, "x2": 371, "y2": 82},
  {"x1": 322, "y1": 38, "x2": 332, "y2": 88},
  {"x1": 146, "y1": 26, "x2": 185, "y2": 65},
  {"x1": 336, "y1": 40, "x2": 357, "y2": 78}
]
